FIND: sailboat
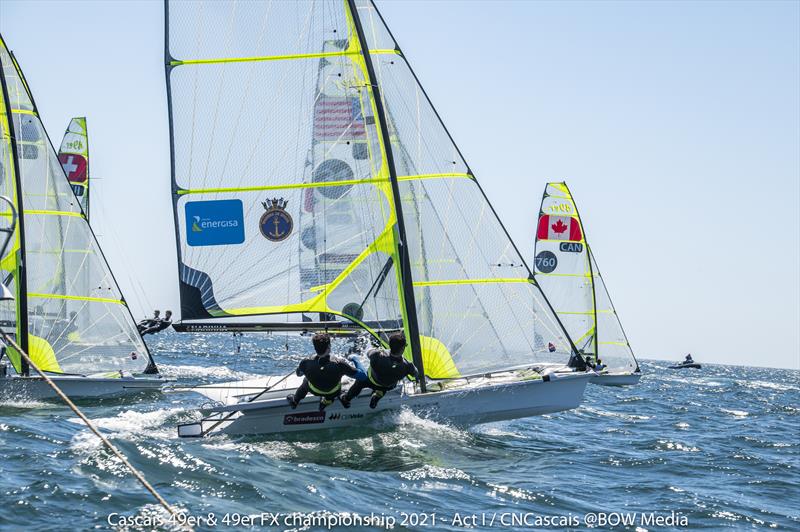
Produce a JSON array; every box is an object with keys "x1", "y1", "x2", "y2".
[
  {"x1": 58, "y1": 117, "x2": 90, "y2": 220},
  {"x1": 0, "y1": 35, "x2": 168, "y2": 399},
  {"x1": 166, "y1": 0, "x2": 591, "y2": 438},
  {"x1": 533, "y1": 182, "x2": 641, "y2": 386}
]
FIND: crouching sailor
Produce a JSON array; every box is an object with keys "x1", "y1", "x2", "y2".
[
  {"x1": 341, "y1": 332, "x2": 419, "y2": 409},
  {"x1": 286, "y1": 332, "x2": 366, "y2": 411}
]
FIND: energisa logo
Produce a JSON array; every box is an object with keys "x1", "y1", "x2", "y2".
[
  {"x1": 185, "y1": 199, "x2": 245, "y2": 247},
  {"x1": 283, "y1": 411, "x2": 326, "y2": 425}
]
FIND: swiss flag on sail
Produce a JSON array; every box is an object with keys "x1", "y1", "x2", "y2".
[
  {"x1": 58, "y1": 153, "x2": 87, "y2": 183},
  {"x1": 537, "y1": 215, "x2": 582, "y2": 241}
]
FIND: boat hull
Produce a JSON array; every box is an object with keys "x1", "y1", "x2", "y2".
[
  {"x1": 668, "y1": 363, "x2": 701, "y2": 369},
  {"x1": 590, "y1": 371, "x2": 642, "y2": 386},
  {"x1": 0, "y1": 374, "x2": 170, "y2": 400},
  {"x1": 179, "y1": 371, "x2": 591, "y2": 437}
]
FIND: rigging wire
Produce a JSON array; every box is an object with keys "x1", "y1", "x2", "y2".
[{"x1": 0, "y1": 330, "x2": 190, "y2": 532}]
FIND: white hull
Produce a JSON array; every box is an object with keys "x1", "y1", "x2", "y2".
[
  {"x1": 179, "y1": 370, "x2": 591, "y2": 437},
  {"x1": 0, "y1": 374, "x2": 170, "y2": 400},
  {"x1": 590, "y1": 371, "x2": 642, "y2": 387}
]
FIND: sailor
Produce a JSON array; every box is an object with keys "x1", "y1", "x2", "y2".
[
  {"x1": 685, "y1": 353, "x2": 694, "y2": 363},
  {"x1": 341, "y1": 332, "x2": 419, "y2": 409},
  {"x1": 137, "y1": 310, "x2": 160, "y2": 334},
  {"x1": 594, "y1": 357, "x2": 606, "y2": 371},
  {"x1": 286, "y1": 332, "x2": 366, "y2": 411},
  {"x1": 139, "y1": 310, "x2": 173, "y2": 336},
  {"x1": 153, "y1": 310, "x2": 173, "y2": 333}
]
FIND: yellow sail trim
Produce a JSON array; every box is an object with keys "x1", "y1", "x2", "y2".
[
  {"x1": 25, "y1": 210, "x2": 84, "y2": 218},
  {"x1": 170, "y1": 48, "x2": 400, "y2": 67},
  {"x1": 556, "y1": 310, "x2": 613, "y2": 315},
  {"x1": 413, "y1": 278, "x2": 529, "y2": 287},
  {"x1": 6, "y1": 334, "x2": 62, "y2": 374},
  {"x1": 574, "y1": 326, "x2": 595, "y2": 346},
  {"x1": 10, "y1": 108, "x2": 35, "y2": 116},
  {"x1": 223, "y1": 225, "x2": 396, "y2": 316},
  {"x1": 599, "y1": 341, "x2": 628, "y2": 346},
  {"x1": 548, "y1": 182, "x2": 571, "y2": 196},
  {"x1": 28, "y1": 293, "x2": 125, "y2": 305},
  {"x1": 177, "y1": 177, "x2": 388, "y2": 195},
  {"x1": 397, "y1": 173, "x2": 472, "y2": 182},
  {"x1": 417, "y1": 335, "x2": 461, "y2": 379},
  {"x1": 537, "y1": 272, "x2": 591, "y2": 278},
  {"x1": 177, "y1": 172, "x2": 472, "y2": 195}
]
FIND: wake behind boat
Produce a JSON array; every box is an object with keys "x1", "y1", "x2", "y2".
[
  {"x1": 0, "y1": 35, "x2": 170, "y2": 399},
  {"x1": 165, "y1": 0, "x2": 591, "y2": 437},
  {"x1": 533, "y1": 183, "x2": 641, "y2": 387}
]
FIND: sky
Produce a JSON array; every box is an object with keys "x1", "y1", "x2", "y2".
[{"x1": 0, "y1": 1, "x2": 798, "y2": 369}]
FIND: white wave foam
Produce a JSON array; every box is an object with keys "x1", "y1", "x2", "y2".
[
  {"x1": 0, "y1": 399, "x2": 51, "y2": 409},
  {"x1": 658, "y1": 439, "x2": 700, "y2": 452},
  {"x1": 400, "y1": 464, "x2": 471, "y2": 482},
  {"x1": 582, "y1": 406, "x2": 651, "y2": 421},
  {"x1": 158, "y1": 364, "x2": 259, "y2": 380},
  {"x1": 742, "y1": 380, "x2": 798, "y2": 392},
  {"x1": 474, "y1": 426, "x2": 525, "y2": 438},
  {"x1": 721, "y1": 408, "x2": 749, "y2": 418},
  {"x1": 385, "y1": 407, "x2": 470, "y2": 441},
  {"x1": 68, "y1": 408, "x2": 181, "y2": 452}
]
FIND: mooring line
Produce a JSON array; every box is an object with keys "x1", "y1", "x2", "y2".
[{"x1": 0, "y1": 330, "x2": 192, "y2": 532}]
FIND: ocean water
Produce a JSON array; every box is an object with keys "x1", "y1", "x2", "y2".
[{"x1": 0, "y1": 331, "x2": 797, "y2": 531}]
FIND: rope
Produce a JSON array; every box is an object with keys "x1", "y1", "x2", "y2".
[{"x1": 0, "y1": 330, "x2": 191, "y2": 532}]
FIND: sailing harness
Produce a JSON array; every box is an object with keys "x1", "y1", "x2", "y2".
[{"x1": 307, "y1": 380, "x2": 341, "y2": 396}]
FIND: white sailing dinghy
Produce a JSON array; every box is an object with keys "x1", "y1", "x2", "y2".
[
  {"x1": 533, "y1": 182, "x2": 641, "y2": 386},
  {"x1": 0, "y1": 35, "x2": 167, "y2": 399},
  {"x1": 166, "y1": 0, "x2": 591, "y2": 438},
  {"x1": 58, "y1": 117, "x2": 90, "y2": 221}
]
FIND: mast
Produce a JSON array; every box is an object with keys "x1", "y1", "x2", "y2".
[
  {"x1": 346, "y1": 0, "x2": 426, "y2": 391},
  {"x1": 84, "y1": 118, "x2": 90, "y2": 221},
  {"x1": 0, "y1": 43, "x2": 29, "y2": 374}
]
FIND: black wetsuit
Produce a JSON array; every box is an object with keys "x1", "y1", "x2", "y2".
[
  {"x1": 140, "y1": 319, "x2": 173, "y2": 336},
  {"x1": 291, "y1": 353, "x2": 359, "y2": 405},
  {"x1": 342, "y1": 348, "x2": 418, "y2": 404},
  {"x1": 137, "y1": 319, "x2": 156, "y2": 334}
]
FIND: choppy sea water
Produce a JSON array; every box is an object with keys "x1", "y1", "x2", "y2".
[{"x1": 0, "y1": 331, "x2": 797, "y2": 531}]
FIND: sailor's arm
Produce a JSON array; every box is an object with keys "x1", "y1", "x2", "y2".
[
  {"x1": 406, "y1": 360, "x2": 420, "y2": 381},
  {"x1": 295, "y1": 359, "x2": 307, "y2": 377},
  {"x1": 344, "y1": 356, "x2": 368, "y2": 382}
]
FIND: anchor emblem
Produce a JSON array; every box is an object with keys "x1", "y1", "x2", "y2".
[{"x1": 259, "y1": 198, "x2": 293, "y2": 242}]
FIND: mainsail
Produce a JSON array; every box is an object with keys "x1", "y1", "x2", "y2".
[
  {"x1": 58, "y1": 117, "x2": 90, "y2": 219},
  {"x1": 165, "y1": 0, "x2": 576, "y2": 380},
  {"x1": 0, "y1": 35, "x2": 152, "y2": 376},
  {"x1": 534, "y1": 182, "x2": 638, "y2": 373}
]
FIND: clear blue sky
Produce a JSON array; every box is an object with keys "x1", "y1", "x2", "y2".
[{"x1": 1, "y1": 1, "x2": 798, "y2": 369}]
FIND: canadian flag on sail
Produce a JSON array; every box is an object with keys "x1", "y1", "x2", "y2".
[{"x1": 537, "y1": 215, "x2": 582, "y2": 242}]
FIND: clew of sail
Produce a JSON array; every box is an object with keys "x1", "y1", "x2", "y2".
[
  {"x1": 0, "y1": 35, "x2": 152, "y2": 376},
  {"x1": 58, "y1": 117, "x2": 89, "y2": 219},
  {"x1": 165, "y1": 0, "x2": 576, "y2": 379},
  {"x1": 533, "y1": 182, "x2": 638, "y2": 373}
]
